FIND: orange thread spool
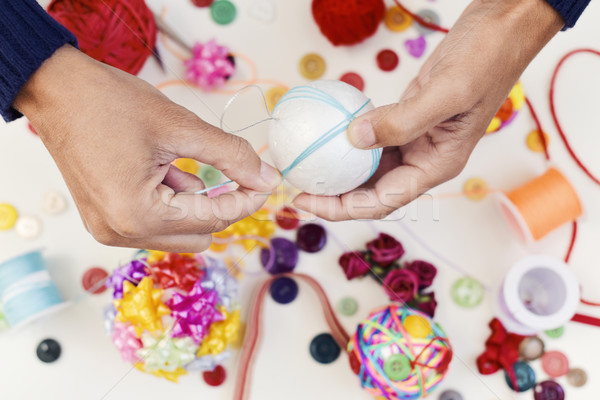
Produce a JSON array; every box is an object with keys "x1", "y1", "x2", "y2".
[{"x1": 497, "y1": 168, "x2": 582, "y2": 243}]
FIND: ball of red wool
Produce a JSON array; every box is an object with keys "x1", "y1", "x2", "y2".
[
  {"x1": 47, "y1": 0, "x2": 156, "y2": 75},
  {"x1": 312, "y1": 0, "x2": 385, "y2": 46}
]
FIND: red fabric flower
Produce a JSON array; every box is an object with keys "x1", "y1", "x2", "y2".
[
  {"x1": 339, "y1": 252, "x2": 370, "y2": 280},
  {"x1": 409, "y1": 292, "x2": 438, "y2": 318},
  {"x1": 366, "y1": 233, "x2": 405, "y2": 267},
  {"x1": 149, "y1": 253, "x2": 205, "y2": 292},
  {"x1": 382, "y1": 268, "x2": 418, "y2": 303},
  {"x1": 406, "y1": 260, "x2": 438, "y2": 290}
]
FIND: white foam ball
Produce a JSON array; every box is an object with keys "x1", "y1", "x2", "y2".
[{"x1": 268, "y1": 80, "x2": 381, "y2": 196}]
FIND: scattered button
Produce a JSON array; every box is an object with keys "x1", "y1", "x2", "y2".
[
  {"x1": 376, "y1": 49, "x2": 399, "y2": 72},
  {"x1": 211, "y1": 0, "x2": 237, "y2": 25},
  {"x1": 270, "y1": 276, "x2": 298, "y2": 304},
  {"x1": 266, "y1": 86, "x2": 287, "y2": 112},
  {"x1": 36, "y1": 338, "x2": 61, "y2": 363},
  {"x1": 384, "y1": 6, "x2": 412, "y2": 32},
  {"x1": 541, "y1": 351, "x2": 569, "y2": 378},
  {"x1": 527, "y1": 130, "x2": 550, "y2": 153},
  {"x1": 505, "y1": 361, "x2": 536, "y2": 392},
  {"x1": 0, "y1": 203, "x2": 18, "y2": 230},
  {"x1": 192, "y1": 0, "x2": 214, "y2": 6},
  {"x1": 82, "y1": 267, "x2": 109, "y2": 294},
  {"x1": 403, "y1": 315, "x2": 432, "y2": 338},
  {"x1": 534, "y1": 380, "x2": 565, "y2": 400},
  {"x1": 451, "y1": 276, "x2": 484, "y2": 308},
  {"x1": 173, "y1": 158, "x2": 199, "y2": 175},
  {"x1": 566, "y1": 367, "x2": 587, "y2": 387},
  {"x1": 260, "y1": 237, "x2": 298, "y2": 274},
  {"x1": 339, "y1": 72, "x2": 365, "y2": 92},
  {"x1": 199, "y1": 165, "x2": 221, "y2": 188},
  {"x1": 519, "y1": 336, "x2": 545, "y2": 361},
  {"x1": 203, "y1": 365, "x2": 227, "y2": 386},
  {"x1": 486, "y1": 117, "x2": 501, "y2": 134},
  {"x1": 463, "y1": 177, "x2": 488, "y2": 201},
  {"x1": 41, "y1": 190, "x2": 67, "y2": 215},
  {"x1": 383, "y1": 354, "x2": 411, "y2": 381},
  {"x1": 438, "y1": 389, "x2": 464, "y2": 400},
  {"x1": 296, "y1": 223, "x2": 327, "y2": 253},
  {"x1": 415, "y1": 9, "x2": 441, "y2": 36},
  {"x1": 249, "y1": 0, "x2": 276, "y2": 23},
  {"x1": 299, "y1": 53, "x2": 326, "y2": 80},
  {"x1": 544, "y1": 326, "x2": 564, "y2": 339},
  {"x1": 15, "y1": 215, "x2": 42, "y2": 239},
  {"x1": 337, "y1": 297, "x2": 358, "y2": 317},
  {"x1": 405, "y1": 36, "x2": 426, "y2": 58},
  {"x1": 275, "y1": 206, "x2": 300, "y2": 230},
  {"x1": 309, "y1": 333, "x2": 341, "y2": 364}
]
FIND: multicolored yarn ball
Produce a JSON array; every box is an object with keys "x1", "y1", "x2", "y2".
[
  {"x1": 104, "y1": 253, "x2": 240, "y2": 382},
  {"x1": 47, "y1": 0, "x2": 157, "y2": 75},
  {"x1": 312, "y1": 0, "x2": 385, "y2": 46},
  {"x1": 486, "y1": 81, "x2": 525, "y2": 134},
  {"x1": 348, "y1": 305, "x2": 452, "y2": 399},
  {"x1": 184, "y1": 39, "x2": 236, "y2": 90}
]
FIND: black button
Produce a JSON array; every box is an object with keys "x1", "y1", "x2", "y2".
[{"x1": 36, "y1": 338, "x2": 61, "y2": 363}]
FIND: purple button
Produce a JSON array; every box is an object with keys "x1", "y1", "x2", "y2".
[
  {"x1": 261, "y1": 237, "x2": 299, "y2": 275},
  {"x1": 296, "y1": 224, "x2": 327, "y2": 253},
  {"x1": 270, "y1": 277, "x2": 298, "y2": 304},
  {"x1": 534, "y1": 381, "x2": 565, "y2": 400}
]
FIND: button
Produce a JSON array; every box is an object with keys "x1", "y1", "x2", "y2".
[
  {"x1": 384, "y1": 6, "x2": 412, "y2": 32},
  {"x1": 337, "y1": 297, "x2": 358, "y2": 316},
  {"x1": 299, "y1": 53, "x2": 326, "y2": 80},
  {"x1": 438, "y1": 389, "x2": 464, "y2": 400},
  {"x1": 249, "y1": 0, "x2": 276, "y2": 23},
  {"x1": 15, "y1": 215, "x2": 42, "y2": 239},
  {"x1": 405, "y1": 36, "x2": 426, "y2": 58},
  {"x1": 451, "y1": 276, "x2": 484, "y2": 308},
  {"x1": 527, "y1": 130, "x2": 550, "y2": 153},
  {"x1": 0, "y1": 203, "x2": 18, "y2": 230},
  {"x1": 403, "y1": 315, "x2": 432, "y2": 338},
  {"x1": 173, "y1": 158, "x2": 199, "y2": 175},
  {"x1": 266, "y1": 86, "x2": 288, "y2": 112},
  {"x1": 505, "y1": 361, "x2": 536, "y2": 392},
  {"x1": 463, "y1": 177, "x2": 488, "y2": 201},
  {"x1": 270, "y1": 276, "x2": 298, "y2": 304},
  {"x1": 566, "y1": 367, "x2": 587, "y2": 387},
  {"x1": 82, "y1": 267, "x2": 109, "y2": 295},
  {"x1": 275, "y1": 206, "x2": 300, "y2": 230},
  {"x1": 534, "y1": 380, "x2": 565, "y2": 400},
  {"x1": 518, "y1": 337, "x2": 545, "y2": 361},
  {"x1": 199, "y1": 165, "x2": 221, "y2": 188},
  {"x1": 211, "y1": 0, "x2": 237, "y2": 25},
  {"x1": 486, "y1": 117, "x2": 501, "y2": 134},
  {"x1": 41, "y1": 190, "x2": 67, "y2": 215},
  {"x1": 296, "y1": 223, "x2": 327, "y2": 253},
  {"x1": 545, "y1": 326, "x2": 564, "y2": 338},
  {"x1": 415, "y1": 9, "x2": 441, "y2": 36},
  {"x1": 376, "y1": 49, "x2": 399, "y2": 72},
  {"x1": 260, "y1": 237, "x2": 298, "y2": 274},
  {"x1": 192, "y1": 0, "x2": 214, "y2": 7},
  {"x1": 339, "y1": 72, "x2": 365, "y2": 92},
  {"x1": 203, "y1": 365, "x2": 226, "y2": 386},
  {"x1": 541, "y1": 351, "x2": 569, "y2": 378},
  {"x1": 36, "y1": 338, "x2": 61, "y2": 363},
  {"x1": 383, "y1": 354, "x2": 411, "y2": 381},
  {"x1": 309, "y1": 333, "x2": 341, "y2": 364}
]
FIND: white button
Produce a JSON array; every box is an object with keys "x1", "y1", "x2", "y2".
[
  {"x1": 41, "y1": 190, "x2": 67, "y2": 215},
  {"x1": 249, "y1": 0, "x2": 276, "y2": 22},
  {"x1": 16, "y1": 215, "x2": 42, "y2": 239}
]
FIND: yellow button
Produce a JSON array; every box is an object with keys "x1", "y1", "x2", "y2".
[
  {"x1": 403, "y1": 315, "x2": 432, "y2": 338},
  {"x1": 173, "y1": 158, "x2": 199, "y2": 175},
  {"x1": 384, "y1": 6, "x2": 412, "y2": 32},
  {"x1": 463, "y1": 177, "x2": 488, "y2": 201},
  {"x1": 266, "y1": 86, "x2": 288, "y2": 112},
  {"x1": 486, "y1": 117, "x2": 501, "y2": 134},
  {"x1": 0, "y1": 203, "x2": 18, "y2": 230},
  {"x1": 299, "y1": 53, "x2": 326, "y2": 80},
  {"x1": 526, "y1": 130, "x2": 550, "y2": 153},
  {"x1": 509, "y1": 81, "x2": 525, "y2": 110}
]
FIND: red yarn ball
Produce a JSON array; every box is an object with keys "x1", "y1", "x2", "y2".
[
  {"x1": 48, "y1": 0, "x2": 157, "y2": 75},
  {"x1": 312, "y1": 0, "x2": 385, "y2": 46}
]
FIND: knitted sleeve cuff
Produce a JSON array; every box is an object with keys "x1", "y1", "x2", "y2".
[
  {"x1": 544, "y1": 0, "x2": 591, "y2": 30},
  {"x1": 0, "y1": 0, "x2": 78, "y2": 122}
]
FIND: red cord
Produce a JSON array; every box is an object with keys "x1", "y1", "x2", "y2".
[
  {"x1": 571, "y1": 313, "x2": 600, "y2": 327},
  {"x1": 392, "y1": 0, "x2": 449, "y2": 33},
  {"x1": 524, "y1": 96, "x2": 550, "y2": 161}
]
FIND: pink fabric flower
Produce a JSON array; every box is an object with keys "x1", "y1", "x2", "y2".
[
  {"x1": 383, "y1": 268, "x2": 418, "y2": 303},
  {"x1": 339, "y1": 252, "x2": 370, "y2": 280},
  {"x1": 185, "y1": 39, "x2": 235, "y2": 90},
  {"x1": 406, "y1": 260, "x2": 438, "y2": 290},
  {"x1": 112, "y1": 322, "x2": 143, "y2": 363},
  {"x1": 366, "y1": 233, "x2": 405, "y2": 267}
]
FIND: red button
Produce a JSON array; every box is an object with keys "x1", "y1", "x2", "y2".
[
  {"x1": 191, "y1": 0, "x2": 214, "y2": 7},
  {"x1": 275, "y1": 207, "x2": 300, "y2": 230},
  {"x1": 203, "y1": 365, "x2": 226, "y2": 386},
  {"x1": 339, "y1": 72, "x2": 365, "y2": 91},
  {"x1": 82, "y1": 267, "x2": 109, "y2": 294},
  {"x1": 541, "y1": 351, "x2": 569, "y2": 378},
  {"x1": 376, "y1": 49, "x2": 399, "y2": 72}
]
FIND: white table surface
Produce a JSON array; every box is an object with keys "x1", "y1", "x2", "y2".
[{"x1": 1, "y1": 0, "x2": 600, "y2": 399}]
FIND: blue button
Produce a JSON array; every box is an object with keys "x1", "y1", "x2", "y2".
[
  {"x1": 309, "y1": 333, "x2": 341, "y2": 364},
  {"x1": 270, "y1": 277, "x2": 298, "y2": 304},
  {"x1": 505, "y1": 361, "x2": 536, "y2": 392},
  {"x1": 296, "y1": 224, "x2": 327, "y2": 253},
  {"x1": 261, "y1": 237, "x2": 298, "y2": 274}
]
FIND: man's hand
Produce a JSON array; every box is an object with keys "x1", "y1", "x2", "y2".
[
  {"x1": 14, "y1": 45, "x2": 281, "y2": 252},
  {"x1": 294, "y1": 0, "x2": 563, "y2": 220}
]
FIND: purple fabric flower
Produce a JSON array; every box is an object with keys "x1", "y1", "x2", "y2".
[
  {"x1": 382, "y1": 268, "x2": 419, "y2": 303},
  {"x1": 406, "y1": 260, "x2": 438, "y2": 290},
  {"x1": 184, "y1": 39, "x2": 235, "y2": 90},
  {"x1": 339, "y1": 251, "x2": 370, "y2": 280},
  {"x1": 107, "y1": 260, "x2": 149, "y2": 299},
  {"x1": 366, "y1": 233, "x2": 405, "y2": 267}
]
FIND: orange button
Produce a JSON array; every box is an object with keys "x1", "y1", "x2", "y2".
[
  {"x1": 299, "y1": 53, "x2": 326, "y2": 80},
  {"x1": 384, "y1": 6, "x2": 412, "y2": 32}
]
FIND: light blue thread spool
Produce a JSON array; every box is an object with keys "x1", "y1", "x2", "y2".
[{"x1": 0, "y1": 250, "x2": 64, "y2": 327}]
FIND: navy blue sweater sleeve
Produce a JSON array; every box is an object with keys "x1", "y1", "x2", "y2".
[
  {"x1": 0, "y1": 0, "x2": 77, "y2": 122},
  {"x1": 545, "y1": 0, "x2": 591, "y2": 29}
]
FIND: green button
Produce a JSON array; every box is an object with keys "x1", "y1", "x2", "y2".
[
  {"x1": 337, "y1": 297, "x2": 358, "y2": 317},
  {"x1": 383, "y1": 354, "x2": 411, "y2": 381},
  {"x1": 211, "y1": 0, "x2": 237, "y2": 25},
  {"x1": 451, "y1": 277, "x2": 484, "y2": 308},
  {"x1": 199, "y1": 165, "x2": 222, "y2": 188},
  {"x1": 545, "y1": 326, "x2": 565, "y2": 338}
]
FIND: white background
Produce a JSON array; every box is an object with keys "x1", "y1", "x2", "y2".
[{"x1": 1, "y1": 0, "x2": 600, "y2": 399}]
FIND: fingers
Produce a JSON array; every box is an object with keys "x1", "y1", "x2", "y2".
[
  {"x1": 110, "y1": 233, "x2": 212, "y2": 253},
  {"x1": 163, "y1": 164, "x2": 205, "y2": 193}
]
